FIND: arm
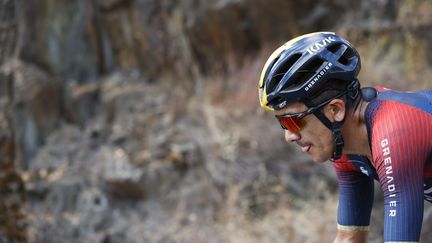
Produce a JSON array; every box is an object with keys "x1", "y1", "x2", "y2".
[
  {"x1": 333, "y1": 155, "x2": 374, "y2": 243},
  {"x1": 370, "y1": 101, "x2": 431, "y2": 242},
  {"x1": 334, "y1": 229, "x2": 368, "y2": 243},
  {"x1": 373, "y1": 137, "x2": 425, "y2": 242}
]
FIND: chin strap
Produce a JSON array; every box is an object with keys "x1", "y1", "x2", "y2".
[
  {"x1": 309, "y1": 108, "x2": 345, "y2": 160},
  {"x1": 304, "y1": 79, "x2": 360, "y2": 160},
  {"x1": 331, "y1": 122, "x2": 344, "y2": 159}
]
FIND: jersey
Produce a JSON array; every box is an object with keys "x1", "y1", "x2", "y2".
[{"x1": 333, "y1": 87, "x2": 432, "y2": 242}]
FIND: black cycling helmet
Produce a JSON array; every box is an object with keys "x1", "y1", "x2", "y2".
[
  {"x1": 259, "y1": 32, "x2": 361, "y2": 111},
  {"x1": 258, "y1": 32, "x2": 362, "y2": 160}
]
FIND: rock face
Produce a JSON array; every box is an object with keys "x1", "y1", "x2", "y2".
[
  {"x1": 7, "y1": 0, "x2": 432, "y2": 242},
  {"x1": 0, "y1": 0, "x2": 27, "y2": 242},
  {"x1": 2, "y1": 60, "x2": 62, "y2": 166},
  {"x1": 26, "y1": 74, "x2": 336, "y2": 242},
  {"x1": 20, "y1": 0, "x2": 432, "y2": 84}
]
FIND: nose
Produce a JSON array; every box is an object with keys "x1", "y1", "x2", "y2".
[{"x1": 285, "y1": 130, "x2": 300, "y2": 143}]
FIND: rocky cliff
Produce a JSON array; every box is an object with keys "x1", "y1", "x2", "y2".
[
  {"x1": 1, "y1": 0, "x2": 432, "y2": 242},
  {"x1": 0, "y1": 0, "x2": 26, "y2": 242},
  {"x1": 20, "y1": 0, "x2": 432, "y2": 84}
]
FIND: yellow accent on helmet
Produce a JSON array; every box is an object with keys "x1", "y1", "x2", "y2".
[
  {"x1": 258, "y1": 32, "x2": 335, "y2": 111},
  {"x1": 258, "y1": 86, "x2": 273, "y2": 111}
]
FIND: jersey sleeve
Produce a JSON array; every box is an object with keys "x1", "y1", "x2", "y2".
[
  {"x1": 333, "y1": 155, "x2": 374, "y2": 231},
  {"x1": 369, "y1": 100, "x2": 432, "y2": 242}
]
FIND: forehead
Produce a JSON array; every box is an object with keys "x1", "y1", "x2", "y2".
[{"x1": 274, "y1": 102, "x2": 307, "y2": 116}]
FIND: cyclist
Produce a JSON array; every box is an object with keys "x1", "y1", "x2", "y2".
[{"x1": 258, "y1": 32, "x2": 432, "y2": 243}]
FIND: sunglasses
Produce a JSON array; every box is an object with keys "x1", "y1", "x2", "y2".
[
  {"x1": 275, "y1": 91, "x2": 348, "y2": 132},
  {"x1": 275, "y1": 107, "x2": 317, "y2": 132}
]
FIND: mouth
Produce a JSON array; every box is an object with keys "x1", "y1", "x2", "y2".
[
  {"x1": 296, "y1": 141, "x2": 312, "y2": 153},
  {"x1": 301, "y1": 145, "x2": 311, "y2": 153}
]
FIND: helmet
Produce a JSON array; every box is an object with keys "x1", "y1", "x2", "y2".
[{"x1": 258, "y1": 32, "x2": 361, "y2": 111}]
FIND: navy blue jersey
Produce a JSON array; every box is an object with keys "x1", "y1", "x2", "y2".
[{"x1": 333, "y1": 87, "x2": 432, "y2": 242}]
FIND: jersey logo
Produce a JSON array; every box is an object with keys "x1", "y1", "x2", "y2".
[{"x1": 360, "y1": 166, "x2": 369, "y2": 176}]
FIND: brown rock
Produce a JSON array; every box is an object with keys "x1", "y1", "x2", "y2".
[{"x1": 1, "y1": 60, "x2": 62, "y2": 165}]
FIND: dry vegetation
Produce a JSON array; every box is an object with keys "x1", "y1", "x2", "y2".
[
  {"x1": 3, "y1": 1, "x2": 431, "y2": 242},
  {"x1": 23, "y1": 46, "x2": 432, "y2": 242}
]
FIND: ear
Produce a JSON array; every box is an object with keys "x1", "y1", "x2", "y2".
[{"x1": 324, "y1": 99, "x2": 346, "y2": 122}]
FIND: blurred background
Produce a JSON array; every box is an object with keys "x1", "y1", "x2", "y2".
[{"x1": 0, "y1": 0, "x2": 431, "y2": 242}]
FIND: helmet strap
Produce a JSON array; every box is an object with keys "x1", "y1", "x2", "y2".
[
  {"x1": 303, "y1": 79, "x2": 361, "y2": 160},
  {"x1": 304, "y1": 101, "x2": 345, "y2": 160},
  {"x1": 331, "y1": 122, "x2": 344, "y2": 159}
]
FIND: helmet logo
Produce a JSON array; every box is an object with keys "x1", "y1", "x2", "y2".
[
  {"x1": 305, "y1": 62, "x2": 333, "y2": 91},
  {"x1": 276, "y1": 100, "x2": 287, "y2": 110},
  {"x1": 306, "y1": 36, "x2": 336, "y2": 55}
]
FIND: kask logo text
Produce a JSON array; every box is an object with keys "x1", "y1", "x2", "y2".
[{"x1": 306, "y1": 36, "x2": 336, "y2": 55}]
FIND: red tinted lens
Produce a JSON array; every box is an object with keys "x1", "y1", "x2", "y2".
[{"x1": 278, "y1": 116, "x2": 305, "y2": 132}]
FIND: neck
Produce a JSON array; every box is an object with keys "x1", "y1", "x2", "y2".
[{"x1": 341, "y1": 100, "x2": 372, "y2": 160}]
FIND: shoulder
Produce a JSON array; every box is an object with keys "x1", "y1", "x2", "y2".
[
  {"x1": 367, "y1": 86, "x2": 432, "y2": 116},
  {"x1": 365, "y1": 87, "x2": 431, "y2": 133},
  {"x1": 366, "y1": 88, "x2": 432, "y2": 164},
  {"x1": 333, "y1": 154, "x2": 367, "y2": 172}
]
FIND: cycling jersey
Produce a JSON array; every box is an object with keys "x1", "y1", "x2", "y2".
[{"x1": 333, "y1": 87, "x2": 432, "y2": 242}]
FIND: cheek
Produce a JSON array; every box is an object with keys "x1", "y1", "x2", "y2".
[
  {"x1": 304, "y1": 118, "x2": 325, "y2": 136},
  {"x1": 306, "y1": 123, "x2": 333, "y2": 147},
  {"x1": 318, "y1": 130, "x2": 336, "y2": 157},
  {"x1": 322, "y1": 129, "x2": 334, "y2": 143}
]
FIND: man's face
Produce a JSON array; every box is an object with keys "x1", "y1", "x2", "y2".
[{"x1": 274, "y1": 102, "x2": 335, "y2": 162}]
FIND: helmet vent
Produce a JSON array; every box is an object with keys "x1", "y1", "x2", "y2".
[
  {"x1": 275, "y1": 53, "x2": 302, "y2": 75},
  {"x1": 326, "y1": 43, "x2": 342, "y2": 54},
  {"x1": 338, "y1": 55, "x2": 349, "y2": 65},
  {"x1": 303, "y1": 58, "x2": 323, "y2": 72},
  {"x1": 268, "y1": 53, "x2": 302, "y2": 92},
  {"x1": 326, "y1": 43, "x2": 355, "y2": 66},
  {"x1": 288, "y1": 58, "x2": 324, "y2": 88},
  {"x1": 338, "y1": 46, "x2": 356, "y2": 65}
]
